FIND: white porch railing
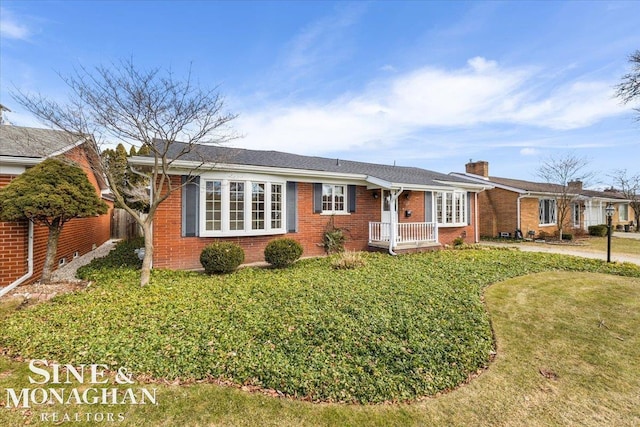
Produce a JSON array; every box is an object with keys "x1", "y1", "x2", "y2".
[{"x1": 369, "y1": 222, "x2": 438, "y2": 246}]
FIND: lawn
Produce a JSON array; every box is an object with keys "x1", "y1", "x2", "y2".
[
  {"x1": 577, "y1": 235, "x2": 640, "y2": 255},
  {"x1": 1, "y1": 248, "x2": 639, "y2": 425},
  {"x1": 506, "y1": 235, "x2": 640, "y2": 256}
]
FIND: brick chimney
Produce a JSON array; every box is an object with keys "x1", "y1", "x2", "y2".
[
  {"x1": 568, "y1": 180, "x2": 583, "y2": 192},
  {"x1": 465, "y1": 160, "x2": 489, "y2": 178}
]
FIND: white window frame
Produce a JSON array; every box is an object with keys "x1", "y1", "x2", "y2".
[
  {"x1": 435, "y1": 191, "x2": 467, "y2": 227},
  {"x1": 200, "y1": 174, "x2": 286, "y2": 237},
  {"x1": 572, "y1": 203, "x2": 581, "y2": 228},
  {"x1": 539, "y1": 198, "x2": 557, "y2": 226},
  {"x1": 619, "y1": 203, "x2": 629, "y2": 221},
  {"x1": 321, "y1": 184, "x2": 348, "y2": 215}
]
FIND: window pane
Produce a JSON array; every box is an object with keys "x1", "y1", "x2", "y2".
[
  {"x1": 205, "y1": 181, "x2": 222, "y2": 231},
  {"x1": 252, "y1": 183, "x2": 265, "y2": 230},
  {"x1": 436, "y1": 193, "x2": 443, "y2": 223},
  {"x1": 229, "y1": 181, "x2": 245, "y2": 231},
  {"x1": 334, "y1": 185, "x2": 345, "y2": 211},
  {"x1": 271, "y1": 184, "x2": 282, "y2": 229},
  {"x1": 322, "y1": 184, "x2": 333, "y2": 211},
  {"x1": 620, "y1": 204, "x2": 628, "y2": 221},
  {"x1": 445, "y1": 193, "x2": 453, "y2": 223}
]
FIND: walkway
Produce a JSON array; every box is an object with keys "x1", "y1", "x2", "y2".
[{"x1": 480, "y1": 238, "x2": 640, "y2": 266}]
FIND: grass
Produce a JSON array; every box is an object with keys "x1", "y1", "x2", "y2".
[
  {"x1": 1, "y1": 270, "x2": 638, "y2": 426},
  {"x1": 484, "y1": 235, "x2": 640, "y2": 257},
  {"x1": 1, "y1": 249, "x2": 639, "y2": 425},
  {"x1": 577, "y1": 235, "x2": 640, "y2": 255}
]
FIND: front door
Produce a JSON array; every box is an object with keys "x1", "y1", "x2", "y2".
[{"x1": 381, "y1": 190, "x2": 397, "y2": 240}]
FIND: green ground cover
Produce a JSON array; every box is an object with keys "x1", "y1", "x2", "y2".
[{"x1": 1, "y1": 248, "x2": 639, "y2": 425}]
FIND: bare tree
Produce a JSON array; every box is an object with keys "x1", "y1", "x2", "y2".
[
  {"x1": 537, "y1": 153, "x2": 594, "y2": 240},
  {"x1": 610, "y1": 169, "x2": 640, "y2": 232},
  {"x1": 616, "y1": 49, "x2": 640, "y2": 120},
  {"x1": 13, "y1": 59, "x2": 237, "y2": 286}
]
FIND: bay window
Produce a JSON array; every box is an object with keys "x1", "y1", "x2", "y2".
[
  {"x1": 201, "y1": 177, "x2": 285, "y2": 236},
  {"x1": 435, "y1": 191, "x2": 467, "y2": 226}
]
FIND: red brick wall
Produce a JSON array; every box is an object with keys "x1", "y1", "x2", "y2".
[
  {"x1": 0, "y1": 145, "x2": 113, "y2": 288},
  {"x1": 152, "y1": 177, "x2": 478, "y2": 270}
]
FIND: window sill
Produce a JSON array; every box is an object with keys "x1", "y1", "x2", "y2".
[
  {"x1": 320, "y1": 212, "x2": 351, "y2": 216},
  {"x1": 200, "y1": 229, "x2": 287, "y2": 238},
  {"x1": 437, "y1": 223, "x2": 469, "y2": 228}
]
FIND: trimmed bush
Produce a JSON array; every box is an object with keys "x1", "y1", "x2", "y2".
[
  {"x1": 264, "y1": 238, "x2": 303, "y2": 268},
  {"x1": 588, "y1": 224, "x2": 608, "y2": 237},
  {"x1": 561, "y1": 233, "x2": 574, "y2": 241},
  {"x1": 453, "y1": 237, "x2": 465, "y2": 247},
  {"x1": 200, "y1": 242, "x2": 245, "y2": 274}
]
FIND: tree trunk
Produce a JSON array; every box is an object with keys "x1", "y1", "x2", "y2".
[
  {"x1": 41, "y1": 219, "x2": 63, "y2": 284},
  {"x1": 140, "y1": 221, "x2": 153, "y2": 286}
]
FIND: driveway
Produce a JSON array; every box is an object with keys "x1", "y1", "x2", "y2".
[{"x1": 480, "y1": 240, "x2": 640, "y2": 266}]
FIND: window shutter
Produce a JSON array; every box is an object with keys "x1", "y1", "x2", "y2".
[
  {"x1": 467, "y1": 192, "x2": 472, "y2": 225},
  {"x1": 347, "y1": 185, "x2": 356, "y2": 213},
  {"x1": 313, "y1": 183, "x2": 323, "y2": 214},
  {"x1": 181, "y1": 176, "x2": 200, "y2": 237},
  {"x1": 286, "y1": 181, "x2": 298, "y2": 233},
  {"x1": 425, "y1": 191, "x2": 433, "y2": 222}
]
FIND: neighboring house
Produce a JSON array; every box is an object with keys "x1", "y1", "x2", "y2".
[
  {"x1": 129, "y1": 143, "x2": 491, "y2": 270},
  {"x1": 0, "y1": 125, "x2": 113, "y2": 290},
  {"x1": 452, "y1": 160, "x2": 634, "y2": 238}
]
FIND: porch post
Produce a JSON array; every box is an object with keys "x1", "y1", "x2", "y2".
[{"x1": 388, "y1": 189, "x2": 403, "y2": 255}]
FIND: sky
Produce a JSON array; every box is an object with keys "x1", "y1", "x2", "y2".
[{"x1": 1, "y1": 1, "x2": 639, "y2": 184}]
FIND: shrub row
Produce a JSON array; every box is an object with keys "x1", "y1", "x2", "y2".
[{"x1": 200, "y1": 238, "x2": 303, "y2": 273}]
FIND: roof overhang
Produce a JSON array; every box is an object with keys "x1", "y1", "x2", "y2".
[{"x1": 129, "y1": 156, "x2": 481, "y2": 192}]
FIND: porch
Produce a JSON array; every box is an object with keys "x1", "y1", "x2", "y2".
[{"x1": 368, "y1": 221, "x2": 440, "y2": 250}]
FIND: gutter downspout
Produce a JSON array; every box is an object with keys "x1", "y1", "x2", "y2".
[
  {"x1": 516, "y1": 193, "x2": 529, "y2": 231},
  {"x1": 0, "y1": 220, "x2": 34, "y2": 298},
  {"x1": 475, "y1": 192, "x2": 479, "y2": 243},
  {"x1": 388, "y1": 188, "x2": 404, "y2": 255}
]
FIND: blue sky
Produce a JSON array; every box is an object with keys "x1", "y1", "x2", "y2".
[{"x1": 1, "y1": 1, "x2": 639, "y2": 183}]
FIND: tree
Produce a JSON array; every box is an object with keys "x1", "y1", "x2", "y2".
[
  {"x1": 13, "y1": 59, "x2": 237, "y2": 285},
  {"x1": 0, "y1": 158, "x2": 108, "y2": 284},
  {"x1": 616, "y1": 49, "x2": 640, "y2": 120},
  {"x1": 610, "y1": 169, "x2": 640, "y2": 232},
  {"x1": 536, "y1": 153, "x2": 594, "y2": 240},
  {"x1": 101, "y1": 143, "x2": 129, "y2": 208}
]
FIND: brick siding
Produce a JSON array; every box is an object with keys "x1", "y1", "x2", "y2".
[
  {"x1": 153, "y1": 177, "x2": 477, "y2": 270},
  {"x1": 0, "y1": 145, "x2": 113, "y2": 288}
]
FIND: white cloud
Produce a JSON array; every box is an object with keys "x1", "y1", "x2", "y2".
[
  {"x1": 233, "y1": 57, "x2": 629, "y2": 156},
  {"x1": 0, "y1": 8, "x2": 30, "y2": 40},
  {"x1": 520, "y1": 147, "x2": 539, "y2": 156}
]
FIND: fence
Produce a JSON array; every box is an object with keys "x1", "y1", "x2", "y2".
[{"x1": 111, "y1": 208, "x2": 143, "y2": 239}]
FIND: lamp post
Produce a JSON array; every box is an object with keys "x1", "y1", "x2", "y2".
[{"x1": 605, "y1": 203, "x2": 615, "y2": 263}]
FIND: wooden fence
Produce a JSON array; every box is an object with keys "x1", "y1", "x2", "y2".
[{"x1": 111, "y1": 208, "x2": 143, "y2": 239}]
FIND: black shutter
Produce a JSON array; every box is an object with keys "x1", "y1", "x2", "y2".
[
  {"x1": 425, "y1": 191, "x2": 433, "y2": 222},
  {"x1": 181, "y1": 176, "x2": 200, "y2": 237},
  {"x1": 313, "y1": 183, "x2": 323, "y2": 214},
  {"x1": 286, "y1": 181, "x2": 298, "y2": 233},
  {"x1": 347, "y1": 185, "x2": 356, "y2": 213}
]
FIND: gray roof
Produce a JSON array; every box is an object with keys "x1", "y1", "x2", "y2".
[
  {"x1": 153, "y1": 141, "x2": 479, "y2": 188},
  {"x1": 487, "y1": 176, "x2": 567, "y2": 194},
  {"x1": 455, "y1": 172, "x2": 629, "y2": 201},
  {"x1": 0, "y1": 125, "x2": 83, "y2": 158}
]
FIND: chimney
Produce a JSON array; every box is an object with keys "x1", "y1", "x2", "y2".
[
  {"x1": 568, "y1": 180, "x2": 583, "y2": 193},
  {"x1": 465, "y1": 160, "x2": 489, "y2": 178},
  {"x1": 0, "y1": 104, "x2": 11, "y2": 125}
]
